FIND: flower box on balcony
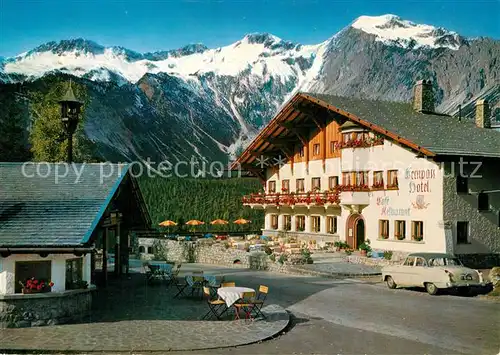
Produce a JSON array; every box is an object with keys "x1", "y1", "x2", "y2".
[
  {"x1": 386, "y1": 184, "x2": 399, "y2": 190},
  {"x1": 371, "y1": 182, "x2": 385, "y2": 190},
  {"x1": 340, "y1": 185, "x2": 370, "y2": 192}
]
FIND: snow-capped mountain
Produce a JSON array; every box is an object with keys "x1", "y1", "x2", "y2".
[
  {"x1": 351, "y1": 14, "x2": 466, "y2": 50},
  {"x1": 0, "y1": 14, "x2": 498, "y2": 164},
  {"x1": 2, "y1": 33, "x2": 323, "y2": 86}
]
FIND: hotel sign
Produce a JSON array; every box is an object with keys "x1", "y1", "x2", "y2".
[{"x1": 405, "y1": 168, "x2": 436, "y2": 193}]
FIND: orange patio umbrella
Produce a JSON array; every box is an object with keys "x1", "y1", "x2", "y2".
[
  {"x1": 159, "y1": 220, "x2": 177, "y2": 227},
  {"x1": 185, "y1": 220, "x2": 205, "y2": 226},
  {"x1": 210, "y1": 219, "x2": 229, "y2": 225},
  {"x1": 233, "y1": 218, "x2": 251, "y2": 224}
]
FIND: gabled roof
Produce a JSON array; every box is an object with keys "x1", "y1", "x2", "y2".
[
  {"x1": 307, "y1": 93, "x2": 500, "y2": 158},
  {"x1": 0, "y1": 163, "x2": 133, "y2": 248},
  {"x1": 233, "y1": 92, "x2": 500, "y2": 172}
]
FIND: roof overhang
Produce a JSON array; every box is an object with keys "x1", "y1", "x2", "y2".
[
  {"x1": 0, "y1": 246, "x2": 94, "y2": 256},
  {"x1": 231, "y1": 92, "x2": 436, "y2": 178}
]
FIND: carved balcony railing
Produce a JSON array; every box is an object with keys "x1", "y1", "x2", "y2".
[
  {"x1": 338, "y1": 137, "x2": 384, "y2": 149},
  {"x1": 242, "y1": 190, "x2": 341, "y2": 207}
]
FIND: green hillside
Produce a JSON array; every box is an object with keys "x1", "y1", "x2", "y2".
[{"x1": 138, "y1": 176, "x2": 264, "y2": 232}]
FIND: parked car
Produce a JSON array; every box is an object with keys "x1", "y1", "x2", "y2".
[{"x1": 382, "y1": 253, "x2": 490, "y2": 295}]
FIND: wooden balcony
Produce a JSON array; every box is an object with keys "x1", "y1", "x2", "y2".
[{"x1": 242, "y1": 190, "x2": 340, "y2": 209}]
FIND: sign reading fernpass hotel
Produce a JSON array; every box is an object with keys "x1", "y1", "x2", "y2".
[
  {"x1": 380, "y1": 167, "x2": 436, "y2": 216},
  {"x1": 406, "y1": 167, "x2": 436, "y2": 193}
]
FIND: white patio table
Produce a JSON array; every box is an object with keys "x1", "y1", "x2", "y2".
[{"x1": 217, "y1": 286, "x2": 255, "y2": 307}]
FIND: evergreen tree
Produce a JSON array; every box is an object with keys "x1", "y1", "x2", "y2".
[
  {"x1": 29, "y1": 80, "x2": 96, "y2": 162},
  {"x1": 0, "y1": 91, "x2": 31, "y2": 161},
  {"x1": 139, "y1": 176, "x2": 264, "y2": 232}
]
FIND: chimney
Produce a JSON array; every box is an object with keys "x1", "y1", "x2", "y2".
[
  {"x1": 475, "y1": 99, "x2": 491, "y2": 128},
  {"x1": 413, "y1": 79, "x2": 434, "y2": 113}
]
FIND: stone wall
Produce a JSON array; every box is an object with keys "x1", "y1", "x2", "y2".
[
  {"x1": 138, "y1": 238, "x2": 251, "y2": 267},
  {"x1": 457, "y1": 253, "x2": 500, "y2": 269},
  {"x1": 0, "y1": 288, "x2": 94, "y2": 328},
  {"x1": 443, "y1": 162, "x2": 500, "y2": 255}
]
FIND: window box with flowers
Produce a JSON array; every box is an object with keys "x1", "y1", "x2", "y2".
[
  {"x1": 340, "y1": 184, "x2": 370, "y2": 192},
  {"x1": 19, "y1": 278, "x2": 54, "y2": 294},
  {"x1": 371, "y1": 181, "x2": 385, "y2": 190},
  {"x1": 412, "y1": 235, "x2": 424, "y2": 242}
]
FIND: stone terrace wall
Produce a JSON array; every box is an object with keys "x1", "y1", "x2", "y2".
[
  {"x1": 0, "y1": 289, "x2": 93, "y2": 328},
  {"x1": 139, "y1": 238, "x2": 250, "y2": 267}
]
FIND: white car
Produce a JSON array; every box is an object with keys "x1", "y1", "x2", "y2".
[{"x1": 382, "y1": 253, "x2": 490, "y2": 295}]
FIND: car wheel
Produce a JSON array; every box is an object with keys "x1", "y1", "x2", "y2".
[
  {"x1": 386, "y1": 276, "x2": 397, "y2": 289},
  {"x1": 425, "y1": 282, "x2": 438, "y2": 295}
]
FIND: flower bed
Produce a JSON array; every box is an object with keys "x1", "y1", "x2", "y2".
[{"x1": 19, "y1": 277, "x2": 54, "y2": 294}]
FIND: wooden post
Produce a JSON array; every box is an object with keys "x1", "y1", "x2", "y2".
[
  {"x1": 305, "y1": 144, "x2": 309, "y2": 173},
  {"x1": 322, "y1": 124, "x2": 326, "y2": 172},
  {"x1": 116, "y1": 223, "x2": 121, "y2": 276},
  {"x1": 103, "y1": 228, "x2": 108, "y2": 286}
]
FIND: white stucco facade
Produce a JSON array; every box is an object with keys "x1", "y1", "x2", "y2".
[
  {"x1": 0, "y1": 253, "x2": 91, "y2": 295},
  {"x1": 247, "y1": 138, "x2": 499, "y2": 255}
]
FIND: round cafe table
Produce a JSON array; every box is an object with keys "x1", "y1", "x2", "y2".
[{"x1": 217, "y1": 286, "x2": 255, "y2": 307}]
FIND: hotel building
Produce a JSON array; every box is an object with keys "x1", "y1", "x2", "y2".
[{"x1": 233, "y1": 80, "x2": 500, "y2": 264}]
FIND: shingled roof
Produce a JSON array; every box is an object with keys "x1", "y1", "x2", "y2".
[
  {"x1": 0, "y1": 163, "x2": 129, "y2": 248},
  {"x1": 304, "y1": 93, "x2": 500, "y2": 158}
]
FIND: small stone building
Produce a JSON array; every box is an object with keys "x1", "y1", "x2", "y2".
[{"x1": 0, "y1": 162, "x2": 151, "y2": 328}]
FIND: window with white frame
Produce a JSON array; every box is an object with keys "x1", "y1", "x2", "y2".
[
  {"x1": 326, "y1": 216, "x2": 337, "y2": 234},
  {"x1": 296, "y1": 215, "x2": 305, "y2": 231},
  {"x1": 283, "y1": 215, "x2": 291, "y2": 231},
  {"x1": 395, "y1": 220, "x2": 406, "y2": 240},
  {"x1": 311, "y1": 216, "x2": 321, "y2": 233},
  {"x1": 270, "y1": 214, "x2": 278, "y2": 229}
]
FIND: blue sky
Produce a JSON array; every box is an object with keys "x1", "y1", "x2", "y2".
[{"x1": 0, "y1": 0, "x2": 499, "y2": 57}]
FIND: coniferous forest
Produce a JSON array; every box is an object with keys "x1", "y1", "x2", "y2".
[{"x1": 138, "y1": 176, "x2": 264, "y2": 232}]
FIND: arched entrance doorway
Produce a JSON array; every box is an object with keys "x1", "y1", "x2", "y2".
[{"x1": 346, "y1": 214, "x2": 365, "y2": 249}]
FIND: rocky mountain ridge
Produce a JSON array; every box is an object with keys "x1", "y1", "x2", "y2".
[{"x1": 0, "y1": 14, "x2": 498, "y2": 164}]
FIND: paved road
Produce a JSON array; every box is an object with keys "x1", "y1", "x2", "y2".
[{"x1": 178, "y1": 264, "x2": 499, "y2": 355}]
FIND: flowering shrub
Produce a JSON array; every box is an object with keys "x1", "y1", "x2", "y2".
[{"x1": 19, "y1": 277, "x2": 54, "y2": 293}]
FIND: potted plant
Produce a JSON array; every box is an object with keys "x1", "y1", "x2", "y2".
[
  {"x1": 19, "y1": 277, "x2": 54, "y2": 294},
  {"x1": 359, "y1": 239, "x2": 371, "y2": 256},
  {"x1": 334, "y1": 241, "x2": 342, "y2": 251},
  {"x1": 301, "y1": 248, "x2": 314, "y2": 264}
]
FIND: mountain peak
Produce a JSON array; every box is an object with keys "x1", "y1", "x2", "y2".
[
  {"x1": 27, "y1": 38, "x2": 105, "y2": 57},
  {"x1": 243, "y1": 33, "x2": 282, "y2": 45},
  {"x1": 351, "y1": 14, "x2": 465, "y2": 50}
]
